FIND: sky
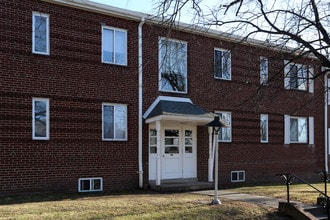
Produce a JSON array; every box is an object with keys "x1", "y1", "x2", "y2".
[{"x1": 91, "y1": 0, "x2": 155, "y2": 14}]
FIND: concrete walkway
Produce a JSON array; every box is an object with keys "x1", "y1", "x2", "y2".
[{"x1": 192, "y1": 189, "x2": 287, "y2": 208}]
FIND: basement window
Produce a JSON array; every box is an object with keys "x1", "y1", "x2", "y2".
[
  {"x1": 78, "y1": 177, "x2": 103, "y2": 192},
  {"x1": 231, "y1": 171, "x2": 245, "y2": 182}
]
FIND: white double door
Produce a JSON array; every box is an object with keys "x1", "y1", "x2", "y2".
[{"x1": 149, "y1": 125, "x2": 197, "y2": 180}]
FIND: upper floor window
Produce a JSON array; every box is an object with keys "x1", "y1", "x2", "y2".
[
  {"x1": 102, "y1": 103, "x2": 127, "y2": 141},
  {"x1": 284, "y1": 60, "x2": 314, "y2": 93},
  {"x1": 214, "y1": 48, "x2": 231, "y2": 80},
  {"x1": 284, "y1": 115, "x2": 314, "y2": 144},
  {"x1": 32, "y1": 98, "x2": 49, "y2": 140},
  {"x1": 260, "y1": 57, "x2": 268, "y2": 85},
  {"x1": 32, "y1": 12, "x2": 49, "y2": 55},
  {"x1": 159, "y1": 38, "x2": 187, "y2": 93},
  {"x1": 102, "y1": 26, "x2": 127, "y2": 66},
  {"x1": 260, "y1": 114, "x2": 268, "y2": 143},
  {"x1": 216, "y1": 111, "x2": 232, "y2": 142}
]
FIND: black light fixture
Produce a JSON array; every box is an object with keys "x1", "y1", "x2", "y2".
[
  {"x1": 205, "y1": 116, "x2": 225, "y2": 205},
  {"x1": 205, "y1": 116, "x2": 222, "y2": 133}
]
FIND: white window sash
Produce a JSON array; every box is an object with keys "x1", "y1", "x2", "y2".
[
  {"x1": 158, "y1": 37, "x2": 188, "y2": 93},
  {"x1": 102, "y1": 26, "x2": 127, "y2": 66},
  {"x1": 102, "y1": 103, "x2": 127, "y2": 141}
]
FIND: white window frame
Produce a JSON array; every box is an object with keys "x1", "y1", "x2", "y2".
[
  {"x1": 260, "y1": 57, "x2": 268, "y2": 85},
  {"x1": 214, "y1": 48, "x2": 232, "y2": 80},
  {"x1": 231, "y1": 170, "x2": 245, "y2": 182},
  {"x1": 284, "y1": 60, "x2": 314, "y2": 93},
  {"x1": 102, "y1": 103, "x2": 127, "y2": 141},
  {"x1": 159, "y1": 37, "x2": 188, "y2": 93},
  {"x1": 32, "y1": 98, "x2": 50, "y2": 140},
  {"x1": 102, "y1": 26, "x2": 127, "y2": 66},
  {"x1": 260, "y1": 114, "x2": 268, "y2": 143},
  {"x1": 284, "y1": 115, "x2": 314, "y2": 144},
  {"x1": 78, "y1": 177, "x2": 103, "y2": 192},
  {"x1": 216, "y1": 111, "x2": 232, "y2": 142},
  {"x1": 32, "y1": 12, "x2": 50, "y2": 55}
]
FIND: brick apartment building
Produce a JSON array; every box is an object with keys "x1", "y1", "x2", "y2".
[{"x1": 0, "y1": 0, "x2": 327, "y2": 195}]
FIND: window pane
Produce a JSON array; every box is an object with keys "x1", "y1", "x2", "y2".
[
  {"x1": 115, "y1": 30, "x2": 126, "y2": 65},
  {"x1": 185, "y1": 130, "x2": 192, "y2": 137},
  {"x1": 92, "y1": 179, "x2": 101, "y2": 190},
  {"x1": 218, "y1": 112, "x2": 231, "y2": 142},
  {"x1": 223, "y1": 51, "x2": 231, "y2": 80},
  {"x1": 214, "y1": 49, "x2": 231, "y2": 80},
  {"x1": 159, "y1": 39, "x2": 187, "y2": 92},
  {"x1": 150, "y1": 147, "x2": 157, "y2": 154},
  {"x1": 297, "y1": 66, "x2": 307, "y2": 90},
  {"x1": 260, "y1": 114, "x2": 268, "y2": 142},
  {"x1": 298, "y1": 118, "x2": 307, "y2": 142},
  {"x1": 34, "y1": 100, "x2": 47, "y2": 137},
  {"x1": 102, "y1": 29, "x2": 114, "y2": 63},
  {"x1": 114, "y1": 105, "x2": 127, "y2": 139},
  {"x1": 290, "y1": 118, "x2": 298, "y2": 141},
  {"x1": 103, "y1": 105, "x2": 114, "y2": 139},
  {"x1": 81, "y1": 180, "x2": 90, "y2": 191},
  {"x1": 260, "y1": 57, "x2": 268, "y2": 84},
  {"x1": 214, "y1": 50, "x2": 222, "y2": 78},
  {"x1": 34, "y1": 14, "x2": 48, "y2": 53},
  {"x1": 231, "y1": 172, "x2": 238, "y2": 181},
  {"x1": 185, "y1": 146, "x2": 192, "y2": 153},
  {"x1": 289, "y1": 65, "x2": 298, "y2": 89},
  {"x1": 150, "y1": 129, "x2": 157, "y2": 136},
  {"x1": 165, "y1": 146, "x2": 179, "y2": 154}
]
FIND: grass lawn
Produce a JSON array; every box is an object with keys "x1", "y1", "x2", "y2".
[{"x1": 0, "y1": 190, "x2": 285, "y2": 220}]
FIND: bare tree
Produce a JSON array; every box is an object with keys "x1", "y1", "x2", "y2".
[{"x1": 155, "y1": 0, "x2": 330, "y2": 72}]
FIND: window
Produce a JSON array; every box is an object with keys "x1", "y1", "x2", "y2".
[
  {"x1": 149, "y1": 129, "x2": 157, "y2": 154},
  {"x1": 260, "y1": 57, "x2": 268, "y2": 85},
  {"x1": 32, "y1": 98, "x2": 49, "y2": 140},
  {"x1": 159, "y1": 38, "x2": 187, "y2": 93},
  {"x1": 284, "y1": 60, "x2": 314, "y2": 93},
  {"x1": 260, "y1": 114, "x2": 268, "y2": 143},
  {"x1": 216, "y1": 111, "x2": 232, "y2": 142},
  {"x1": 32, "y1": 12, "x2": 49, "y2": 55},
  {"x1": 231, "y1": 170, "x2": 245, "y2": 182},
  {"x1": 78, "y1": 177, "x2": 103, "y2": 192},
  {"x1": 102, "y1": 103, "x2": 127, "y2": 141},
  {"x1": 102, "y1": 26, "x2": 127, "y2": 65},
  {"x1": 214, "y1": 48, "x2": 231, "y2": 80},
  {"x1": 284, "y1": 115, "x2": 314, "y2": 144}
]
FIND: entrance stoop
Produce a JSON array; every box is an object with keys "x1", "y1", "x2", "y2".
[{"x1": 149, "y1": 179, "x2": 214, "y2": 192}]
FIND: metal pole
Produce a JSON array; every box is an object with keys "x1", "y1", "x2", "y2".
[
  {"x1": 286, "y1": 174, "x2": 290, "y2": 203},
  {"x1": 212, "y1": 128, "x2": 221, "y2": 205}
]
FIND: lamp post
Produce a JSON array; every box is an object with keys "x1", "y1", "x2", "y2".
[{"x1": 206, "y1": 116, "x2": 223, "y2": 205}]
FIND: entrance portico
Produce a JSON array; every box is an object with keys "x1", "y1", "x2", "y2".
[{"x1": 144, "y1": 96, "x2": 215, "y2": 186}]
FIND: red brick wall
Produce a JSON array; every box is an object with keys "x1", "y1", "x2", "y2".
[
  {"x1": 0, "y1": 0, "x2": 326, "y2": 195},
  {"x1": 0, "y1": 0, "x2": 140, "y2": 195},
  {"x1": 141, "y1": 24, "x2": 325, "y2": 186}
]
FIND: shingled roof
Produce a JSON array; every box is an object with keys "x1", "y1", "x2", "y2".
[{"x1": 144, "y1": 96, "x2": 214, "y2": 125}]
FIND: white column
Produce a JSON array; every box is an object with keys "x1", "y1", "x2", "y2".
[
  {"x1": 156, "y1": 121, "x2": 161, "y2": 186},
  {"x1": 208, "y1": 127, "x2": 214, "y2": 182}
]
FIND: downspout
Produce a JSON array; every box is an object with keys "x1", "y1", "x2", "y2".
[
  {"x1": 325, "y1": 73, "x2": 329, "y2": 173},
  {"x1": 138, "y1": 17, "x2": 145, "y2": 188}
]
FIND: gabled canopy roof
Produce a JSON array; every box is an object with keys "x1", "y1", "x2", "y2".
[{"x1": 143, "y1": 96, "x2": 214, "y2": 125}]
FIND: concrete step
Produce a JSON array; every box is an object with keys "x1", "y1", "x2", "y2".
[{"x1": 149, "y1": 179, "x2": 214, "y2": 192}]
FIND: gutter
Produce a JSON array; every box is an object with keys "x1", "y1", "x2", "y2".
[
  {"x1": 138, "y1": 17, "x2": 145, "y2": 188},
  {"x1": 325, "y1": 73, "x2": 329, "y2": 173}
]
